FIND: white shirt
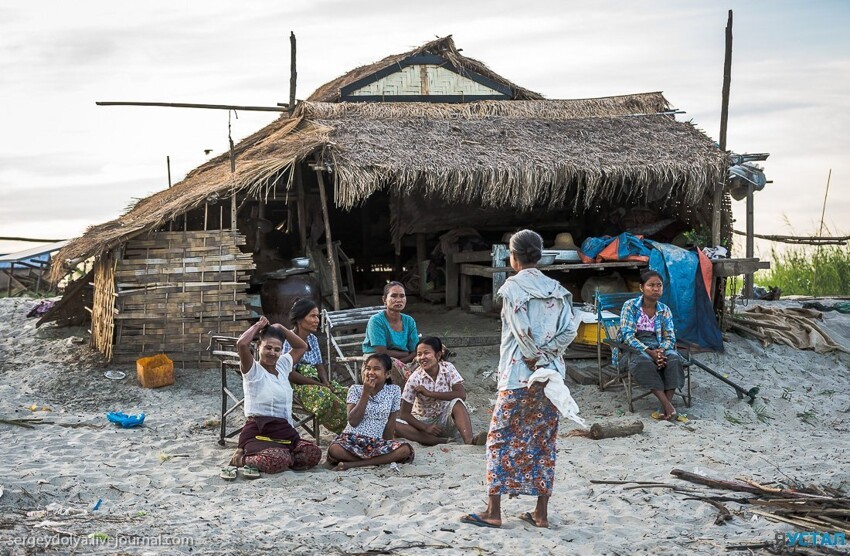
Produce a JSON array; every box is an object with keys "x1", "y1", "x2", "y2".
[
  {"x1": 242, "y1": 354, "x2": 294, "y2": 424},
  {"x1": 343, "y1": 384, "x2": 401, "y2": 439}
]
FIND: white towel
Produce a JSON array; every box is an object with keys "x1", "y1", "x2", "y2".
[{"x1": 527, "y1": 368, "x2": 588, "y2": 429}]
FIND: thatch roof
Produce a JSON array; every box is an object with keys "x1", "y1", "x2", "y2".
[
  {"x1": 50, "y1": 63, "x2": 722, "y2": 283},
  {"x1": 308, "y1": 35, "x2": 543, "y2": 102}
]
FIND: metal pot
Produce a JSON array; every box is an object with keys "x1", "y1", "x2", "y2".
[{"x1": 260, "y1": 274, "x2": 322, "y2": 326}]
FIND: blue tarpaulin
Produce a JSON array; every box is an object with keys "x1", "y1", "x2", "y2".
[{"x1": 581, "y1": 233, "x2": 723, "y2": 352}]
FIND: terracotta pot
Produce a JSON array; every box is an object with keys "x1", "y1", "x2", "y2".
[{"x1": 260, "y1": 274, "x2": 322, "y2": 326}]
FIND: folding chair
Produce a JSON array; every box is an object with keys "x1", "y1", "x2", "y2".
[
  {"x1": 594, "y1": 291, "x2": 691, "y2": 412},
  {"x1": 322, "y1": 306, "x2": 384, "y2": 384},
  {"x1": 208, "y1": 335, "x2": 320, "y2": 446}
]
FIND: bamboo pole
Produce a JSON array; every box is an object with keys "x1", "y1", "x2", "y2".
[
  {"x1": 289, "y1": 32, "x2": 297, "y2": 116},
  {"x1": 711, "y1": 10, "x2": 733, "y2": 247},
  {"x1": 813, "y1": 169, "x2": 833, "y2": 293},
  {"x1": 96, "y1": 101, "x2": 287, "y2": 112},
  {"x1": 314, "y1": 162, "x2": 340, "y2": 310}
]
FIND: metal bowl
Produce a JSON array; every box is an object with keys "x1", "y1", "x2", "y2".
[
  {"x1": 538, "y1": 253, "x2": 556, "y2": 266},
  {"x1": 291, "y1": 257, "x2": 311, "y2": 269}
]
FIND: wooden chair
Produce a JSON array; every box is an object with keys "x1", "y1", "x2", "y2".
[
  {"x1": 322, "y1": 306, "x2": 384, "y2": 384},
  {"x1": 594, "y1": 291, "x2": 692, "y2": 412},
  {"x1": 208, "y1": 335, "x2": 320, "y2": 446}
]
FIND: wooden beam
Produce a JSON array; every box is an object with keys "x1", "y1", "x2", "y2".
[
  {"x1": 445, "y1": 253, "x2": 459, "y2": 308},
  {"x1": 0, "y1": 236, "x2": 65, "y2": 243},
  {"x1": 712, "y1": 9, "x2": 733, "y2": 247},
  {"x1": 295, "y1": 166, "x2": 308, "y2": 252},
  {"x1": 460, "y1": 261, "x2": 646, "y2": 278},
  {"x1": 289, "y1": 32, "x2": 297, "y2": 115},
  {"x1": 314, "y1": 164, "x2": 340, "y2": 310},
  {"x1": 96, "y1": 101, "x2": 288, "y2": 112},
  {"x1": 416, "y1": 233, "x2": 427, "y2": 298}
]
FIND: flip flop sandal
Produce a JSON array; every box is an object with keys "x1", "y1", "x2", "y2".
[
  {"x1": 460, "y1": 513, "x2": 500, "y2": 528},
  {"x1": 220, "y1": 466, "x2": 237, "y2": 481},
  {"x1": 518, "y1": 512, "x2": 548, "y2": 528},
  {"x1": 650, "y1": 410, "x2": 666, "y2": 420},
  {"x1": 241, "y1": 465, "x2": 261, "y2": 479}
]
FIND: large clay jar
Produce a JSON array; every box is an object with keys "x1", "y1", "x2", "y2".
[{"x1": 260, "y1": 274, "x2": 322, "y2": 327}]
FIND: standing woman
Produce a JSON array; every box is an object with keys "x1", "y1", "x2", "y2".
[
  {"x1": 326, "y1": 353, "x2": 414, "y2": 470},
  {"x1": 226, "y1": 316, "x2": 323, "y2": 477},
  {"x1": 362, "y1": 281, "x2": 420, "y2": 387},
  {"x1": 283, "y1": 298, "x2": 349, "y2": 433},
  {"x1": 617, "y1": 270, "x2": 685, "y2": 421},
  {"x1": 462, "y1": 229, "x2": 578, "y2": 529}
]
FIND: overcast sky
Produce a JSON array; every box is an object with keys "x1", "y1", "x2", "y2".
[{"x1": 1, "y1": 0, "x2": 848, "y2": 257}]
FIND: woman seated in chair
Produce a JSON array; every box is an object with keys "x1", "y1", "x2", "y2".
[
  {"x1": 326, "y1": 353, "x2": 414, "y2": 471},
  {"x1": 362, "y1": 281, "x2": 420, "y2": 387},
  {"x1": 283, "y1": 298, "x2": 348, "y2": 433},
  {"x1": 226, "y1": 316, "x2": 324, "y2": 477},
  {"x1": 618, "y1": 270, "x2": 686, "y2": 421},
  {"x1": 395, "y1": 337, "x2": 478, "y2": 445}
]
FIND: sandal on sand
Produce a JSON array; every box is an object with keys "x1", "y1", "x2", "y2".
[
  {"x1": 241, "y1": 465, "x2": 261, "y2": 479},
  {"x1": 472, "y1": 431, "x2": 488, "y2": 446},
  {"x1": 650, "y1": 410, "x2": 666, "y2": 420},
  {"x1": 460, "y1": 513, "x2": 500, "y2": 528},
  {"x1": 518, "y1": 512, "x2": 548, "y2": 528},
  {"x1": 220, "y1": 466, "x2": 237, "y2": 481}
]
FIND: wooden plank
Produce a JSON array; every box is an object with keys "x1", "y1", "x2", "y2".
[
  {"x1": 117, "y1": 254, "x2": 253, "y2": 267},
  {"x1": 446, "y1": 252, "x2": 459, "y2": 308},
  {"x1": 115, "y1": 263, "x2": 252, "y2": 277},
  {"x1": 460, "y1": 273, "x2": 471, "y2": 311},
  {"x1": 451, "y1": 251, "x2": 492, "y2": 263}
]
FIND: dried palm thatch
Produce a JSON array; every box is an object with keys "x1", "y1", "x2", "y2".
[
  {"x1": 308, "y1": 35, "x2": 543, "y2": 102},
  {"x1": 50, "y1": 93, "x2": 722, "y2": 283},
  {"x1": 325, "y1": 113, "x2": 724, "y2": 210},
  {"x1": 48, "y1": 117, "x2": 327, "y2": 283},
  {"x1": 298, "y1": 93, "x2": 670, "y2": 120}
]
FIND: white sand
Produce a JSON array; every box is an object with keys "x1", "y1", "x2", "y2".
[{"x1": 1, "y1": 296, "x2": 849, "y2": 555}]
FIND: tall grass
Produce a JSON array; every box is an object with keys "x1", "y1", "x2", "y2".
[{"x1": 754, "y1": 244, "x2": 850, "y2": 296}]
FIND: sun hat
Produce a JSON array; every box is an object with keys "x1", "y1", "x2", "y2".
[{"x1": 552, "y1": 232, "x2": 578, "y2": 250}]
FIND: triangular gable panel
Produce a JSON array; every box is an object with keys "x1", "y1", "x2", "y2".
[{"x1": 340, "y1": 54, "x2": 512, "y2": 102}]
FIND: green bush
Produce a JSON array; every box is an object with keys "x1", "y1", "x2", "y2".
[{"x1": 754, "y1": 244, "x2": 850, "y2": 296}]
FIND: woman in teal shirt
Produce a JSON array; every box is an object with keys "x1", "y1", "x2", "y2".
[{"x1": 362, "y1": 281, "x2": 419, "y2": 386}]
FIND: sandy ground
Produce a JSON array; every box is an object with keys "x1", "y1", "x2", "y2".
[{"x1": 1, "y1": 296, "x2": 849, "y2": 555}]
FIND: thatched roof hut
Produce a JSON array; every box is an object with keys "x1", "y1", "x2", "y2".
[
  {"x1": 50, "y1": 93, "x2": 724, "y2": 279},
  {"x1": 47, "y1": 35, "x2": 730, "y2": 365}
]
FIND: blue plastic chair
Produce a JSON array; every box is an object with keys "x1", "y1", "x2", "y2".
[{"x1": 595, "y1": 290, "x2": 691, "y2": 412}]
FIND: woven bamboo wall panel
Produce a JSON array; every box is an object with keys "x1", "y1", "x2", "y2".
[
  {"x1": 112, "y1": 230, "x2": 254, "y2": 366},
  {"x1": 90, "y1": 253, "x2": 116, "y2": 361},
  {"x1": 349, "y1": 65, "x2": 503, "y2": 97}
]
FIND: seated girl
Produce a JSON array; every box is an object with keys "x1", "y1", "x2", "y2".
[
  {"x1": 227, "y1": 316, "x2": 323, "y2": 478},
  {"x1": 395, "y1": 337, "x2": 477, "y2": 445},
  {"x1": 362, "y1": 281, "x2": 419, "y2": 387},
  {"x1": 326, "y1": 353, "x2": 415, "y2": 471},
  {"x1": 617, "y1": 270, "x2": 686, "y2": 421},
  {"x1": 283, "y1": 298, "x2": 348, "y2": 433}
]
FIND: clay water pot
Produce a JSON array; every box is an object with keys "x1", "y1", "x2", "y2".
[{"x1": 260, "y1": 274, "x2": 322, "y2": 326}]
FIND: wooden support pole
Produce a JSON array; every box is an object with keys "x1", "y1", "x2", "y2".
[
  {"x1": 743, "y1": 183, "x2": 754, "y2": 298},
  {"x1": 229, "y1": 111, "x2": 237, "y2": 230},
  {"x1": 712, "y1": 9, "x2": 733, "y2": 247},
  {"x1": 416, "y1": 233, "x2": 427, "y2": 298},
  {"x1": 289, "y1": 32, "x2": 297, "y2": 116},
  {"x1": 446, "y1": 253, "x2": 459, "y2": 307},
  {"x1": 314, "y1": 163, "x2": 340, "y2": 310},
  {"x1": 295, "y1": 166, "x2": 308, "y2": 252}
]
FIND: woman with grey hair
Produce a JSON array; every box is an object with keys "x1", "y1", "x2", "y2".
[{"x1": 462, "y1": 229, "x2": 580, "y2": 529}]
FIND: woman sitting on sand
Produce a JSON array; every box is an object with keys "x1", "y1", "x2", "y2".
[
  {"x1": 224, "y1": 316, "x2": 324, "y2": 479},
  {"x1": 283, "y1": 298, "x2": 348, "y2": 433},
  {"x1": 362, "y1": 281, "x2": 419, "y2": 387},
  {"x1": 326, "y1": 353, "x2": 414, "y2": 471},
  {"x1": 395, "y1": 337, "x2": 478, "y2": 446},
  {"x1": 617, "y1": 270, "x2": 686, "y2": 421}
]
